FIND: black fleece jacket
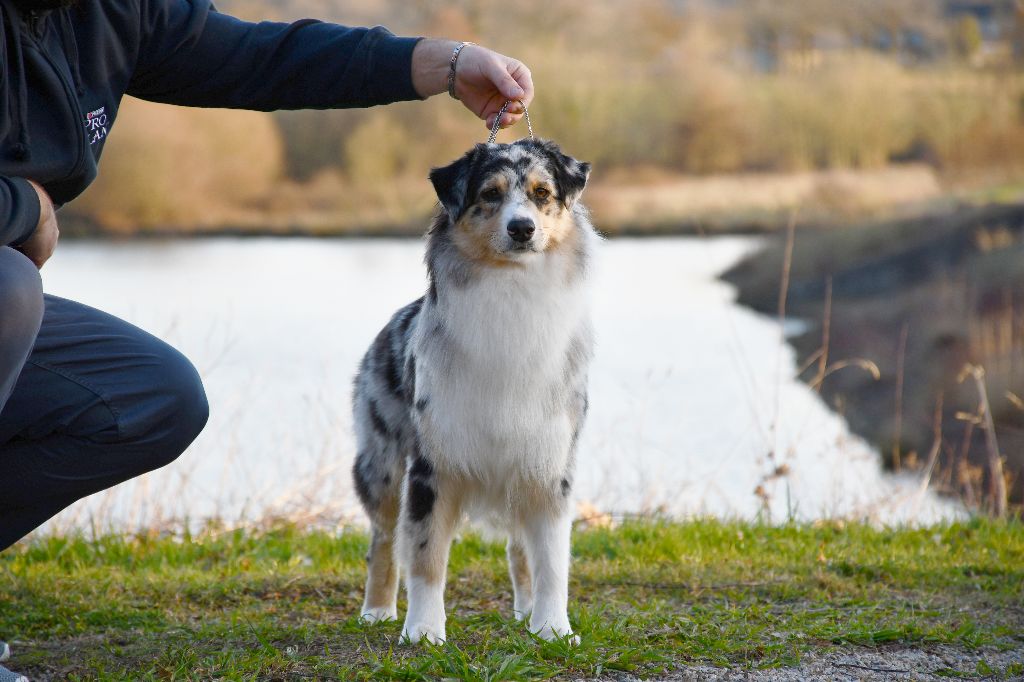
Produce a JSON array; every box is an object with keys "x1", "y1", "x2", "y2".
[{"x1": 0, "y1": 0, "x2": 423, "y2": 246}]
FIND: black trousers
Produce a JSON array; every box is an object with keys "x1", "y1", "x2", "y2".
[{"x1": 0, "y1": 247, "x2": 209, "y2": 550}]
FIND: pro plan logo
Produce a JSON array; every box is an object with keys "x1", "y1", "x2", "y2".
[{"x1": 83, "y1": 106, "x2": 109, "y2": 145}]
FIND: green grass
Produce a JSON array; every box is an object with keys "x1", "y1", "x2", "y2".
[{"x1": 1, "y1": 519, "x2": 1022, "y2": 680}]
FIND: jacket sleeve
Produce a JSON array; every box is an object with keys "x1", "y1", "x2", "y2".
[
  {"x1": 1, "y1": 177, "x2": 41, "y2": 247},
  {"x1": 127, "y1": 0, "x2": 424, "y2": 110}
]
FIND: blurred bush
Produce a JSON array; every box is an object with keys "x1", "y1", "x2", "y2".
[
  {"x1": 66, "y1": 0, "x2": 1024, "y2": 231},
  {"x1": 73, "y1": 99, "x2": 284, "y2": 231}
]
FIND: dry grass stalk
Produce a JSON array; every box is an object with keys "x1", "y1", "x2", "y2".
[
  {"x1": 776, "y1": 209, "x2": 798, "y2": 329},
  {"x1": 892, "y1": 323, "x2": 909, "y2": 472},
  {"x1": 812, "y1": 276, "x2": 833, "y2": 393},
  {"x1": 912, "y1": 395, "x2": 945, "y2": 519},
  {"x1": 957, "y1": 364, "x2": 1008, "y2": 518},
  {"x1": 807, "y1": 359, "x2": 881, "y2": 390},
  {"x1": 756, "y1": 209, "x2": 801, "y2": 516},
  {"x1": 955, "y1": 419, "x2": 978, "y2": 509}
]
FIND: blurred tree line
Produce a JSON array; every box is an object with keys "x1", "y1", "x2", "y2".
[{"x1": 69, "y1": 0, "x2": 1024, "y2": 231}]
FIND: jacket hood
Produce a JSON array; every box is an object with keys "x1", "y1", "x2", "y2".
[
  {"x1": 0, "y1": 0, "x2": 32, "y2": 160},
  {"x1": 0, "y1": 0, "x2": 83, "y2": 161}
]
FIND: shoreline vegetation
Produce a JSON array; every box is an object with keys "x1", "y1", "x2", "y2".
[{"x1": 2, "y1": 519, "x2": 1021, "y2": 680}]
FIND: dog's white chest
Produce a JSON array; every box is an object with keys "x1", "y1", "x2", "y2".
[{"x1": 415, "y1": 260, "x2": 587, "y2": 484}]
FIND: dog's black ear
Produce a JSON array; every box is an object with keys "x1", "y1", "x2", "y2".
[
  {"x1": 541, "y1": 141, "x2": 591, "y2": 210},
  {"x1": 429, "y1": 145, "x2": 483, "y2": 222}
]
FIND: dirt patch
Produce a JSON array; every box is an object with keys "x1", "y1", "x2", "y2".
[{"x1": 581, "y1": 644, "x2": 1024, "y2": 681}]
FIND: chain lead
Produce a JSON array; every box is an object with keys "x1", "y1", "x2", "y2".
[{"x1": 487, "y1": 100, "x2": 534, "y2": 144}]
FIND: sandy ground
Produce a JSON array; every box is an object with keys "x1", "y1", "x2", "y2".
[{"x1": 580, "y1": 645, "x2": 1024, "y2": 681}]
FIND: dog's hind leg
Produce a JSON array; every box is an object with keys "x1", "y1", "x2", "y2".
[
  {"x1": 353, "y1": 446, "x2": 403, "y2": 623},
  {"x1": 507, "y1": 539, "x2": 533, "y2": 621},
  {"x1": 399, "y1": 450, "x2": 462, "y2": 645},
  {"x1": 360, "y1": 489, "x2": 401, "y2": 622}
]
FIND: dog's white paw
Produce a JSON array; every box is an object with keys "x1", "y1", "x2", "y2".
[
  {"x1": 401, "y1": 622, "x2": 446, "y2": 645},
  {"x1": 530, "y1": 616, "x2": 578, "y2": 644},
  {"x1": 360, "y1": 606, "x2": 397, "y2": 624}
]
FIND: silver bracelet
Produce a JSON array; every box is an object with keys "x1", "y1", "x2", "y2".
[{"x1": 447, "y1": 41, "x2": 474, "y2": 100}]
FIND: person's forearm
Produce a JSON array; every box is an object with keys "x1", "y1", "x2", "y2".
[
  {"x1": 411, "y1": 38, "x2": 459, "y2": 99},
  {"x1": 0, "y1": 176, "x2": 42, "y2": 248},
  {"x1": 17, "y1": 181, "x2": 59, "y2": 269},
  {"x1": 128, "y1": 0, "x2": 533, "y2": 126},
  {"x1": 130, "y1": 2, "x2": 422, "y2": 110}
]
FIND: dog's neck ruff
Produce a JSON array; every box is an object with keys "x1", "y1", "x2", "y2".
[{"x1": 436, "y1": 219, "x2": 593, "y2": 366}]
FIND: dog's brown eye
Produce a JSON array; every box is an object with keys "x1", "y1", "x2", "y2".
[
  {"x1": 481, "y1": 188, "x2": 502, "y2": 202},
  {"x1": 534, "y1": 187, "x2": 550, "y2": 200}
]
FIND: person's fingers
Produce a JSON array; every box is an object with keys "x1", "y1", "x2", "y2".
[
  {"x1": 486, "y1": 58, "x2": 526, "y2": 100},
  {"x1": 470, "y1": 51, "x2": 533, "y2": 131},
  {"x1": 483, "y1": 100, "x2": 521, "y2": 120},
  {"x1": 483, "y1": 111, "x2": 523, "y2": 131},
  {"x1": 507, "y1": 60, "x2": 534, "y2": 106}
]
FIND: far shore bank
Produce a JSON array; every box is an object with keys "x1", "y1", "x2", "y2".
[
  {"x1": 62, "y1": 163, "x2": 1019, "y2": 240},
  {"x1": 57, "y1": 198, "x2": 1017, "y2": 241},
  {"x1": 56, "y1": 217, "x2": 779, "y2": 240},
  {"x1": 724, "y1": 200, "x2": 1024, "y2": 512}
]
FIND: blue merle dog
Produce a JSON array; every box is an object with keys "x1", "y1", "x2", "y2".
[{"x1": 352, "y1": 139, "x2": 596, "y2": 645}]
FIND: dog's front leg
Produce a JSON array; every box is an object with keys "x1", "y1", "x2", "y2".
[
  {"x1": 399, "y1": 453, "x2": 460, "y2": 645},
  {"x1": 522, "y1": 508, "x2": 576, "y2": 642}
]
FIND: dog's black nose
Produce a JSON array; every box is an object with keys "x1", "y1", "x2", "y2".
[{"x1": 507, "y1": 218, "x2": 535, "y2": 243}]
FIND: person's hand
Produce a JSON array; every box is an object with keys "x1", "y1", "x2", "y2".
[
  {"x1": 19, "y1": 180, "x2": 59, "y2": 269},
  {"x1": 452, "y1": 44, "x2": 533, "y2": 130},
  {"x1": 411, "y1": 39, "x2": 534, "y2": 131}
]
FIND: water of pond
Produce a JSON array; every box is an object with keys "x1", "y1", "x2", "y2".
[{"x1": 37, "y1": 236, "x2": 958, "y2": 532}]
